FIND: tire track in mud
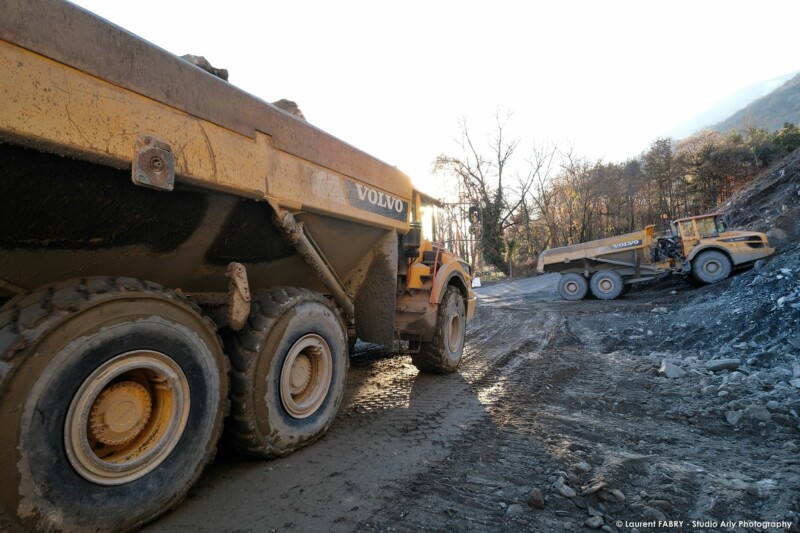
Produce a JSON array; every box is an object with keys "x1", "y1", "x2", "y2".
[
  {"x1": 362, "y1": 306, "x2": 594, "y2": 532},
  {"x1": 147, "y1": 290, "x2": 560, "y2": 532}
]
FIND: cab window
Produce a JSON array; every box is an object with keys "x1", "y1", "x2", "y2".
[
  {"x1": 695, "y1": 218, "x2": 717, "y2": 238},
  {"x1": 678, "y1": 221, "x2": 695, "y2": 238}
]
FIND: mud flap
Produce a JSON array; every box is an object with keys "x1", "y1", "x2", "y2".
[{"x1": 353, "y1": 231, "x2": 398, "y2": 346}]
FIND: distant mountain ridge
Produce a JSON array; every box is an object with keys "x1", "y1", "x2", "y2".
[
  {"x1": 668, "y1": 71, "x2": 798, "y2": 139},
  {"x1": 713, "y1": 72, "x2": 800, "y2": 133}
]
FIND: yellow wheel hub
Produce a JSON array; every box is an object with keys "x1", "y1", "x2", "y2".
[
  {"x1": 64, "y1": 351, "x2": 190, "y2": 485},
  {"x1": 89, "y1": 381, "x2": 152, "y2": 446},
  {"x1": 279, "y1": 335, "x2": 333, "y2": 419},
  {"x1": 289, "y1": 354, "x2": 313, "y2": 395}
]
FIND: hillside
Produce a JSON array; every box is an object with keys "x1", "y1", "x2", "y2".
[
  {"x1": 715, "y1": 72, "x2": 800, "y2": 133},
  {"x1": 695, "y1": 147, "x2": 800, "y2": 351},
  {"x1": 669, "y1": 71, "x2": 798, "y2": 139},
  {"x1": 721, "y1": 146, "x2": 800, "y2": 244}
]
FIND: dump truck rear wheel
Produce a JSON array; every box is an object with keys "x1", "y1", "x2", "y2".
[
  {"x1": 412, "y1": 286, "x2": 466, "y2": 374},
  {"x1": 558, "y1": 273, "x2": 588, "y2": 301},
  {"x1": 590, "y1": 270, "x2": 624, "y2": 300},
  {"x1": 692, "y1": 250, "x2": 732, "y2": 284},
  {"x1": 225, "y1": 287, "x2": 348, "y2": 458},
  {"x1": 0, "y1": 277, "x2": 228, "y2": 532}
]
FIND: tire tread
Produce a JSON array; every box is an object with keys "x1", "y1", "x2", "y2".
[
  {"x1": 224, "y1": 287, "x2": 347, "y2": 458},
  {"x1": 411, "y1": 286, "x2": 465, "y2": 374},
  {"x1": 590, "y1": 270, "x2": 624, "y2": 300}
]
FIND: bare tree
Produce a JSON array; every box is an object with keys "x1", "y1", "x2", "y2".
[
  {"x1": 434, "y1": 113, "x2": 520, "y2": 272},
  {"x1": 525, "y1": 143, "x2": 560, "y2": 249}
]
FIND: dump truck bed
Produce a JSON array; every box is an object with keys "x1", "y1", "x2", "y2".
[
  {"x1": 536, "y1": 226, "x2": 657, "y2": 275},
  {"x1": 1, "y1": 0, "x2": 411, "y2": 227},
  {"x1": 0, "y1": 0, "x2": 412, "y2": 303}
]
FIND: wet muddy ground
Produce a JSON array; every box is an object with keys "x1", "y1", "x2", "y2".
[{"x1": 147, "y1": 274, "x2": 799, "y2": 533}]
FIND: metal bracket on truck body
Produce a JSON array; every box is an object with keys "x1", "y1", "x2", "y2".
[
  {"x1": 132, "y1": 136, "x2": 175, "y2": 191},
  {"x1": 187, "y1": 261, "x2": 252, "y2": 331},
  {"x1": 270, "y1": 202, "x2": 355, "y2": 318},
  {"x1": 225, "y1": 262, "x2": 252, "y2": 330}
]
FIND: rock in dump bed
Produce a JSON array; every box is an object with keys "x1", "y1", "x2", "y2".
[{"x1": 180, "y1": 55, "x2": 306, "y2": 121}]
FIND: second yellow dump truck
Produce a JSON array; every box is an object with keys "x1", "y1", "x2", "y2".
[
  {"x1": 537, "y1": 214, "x2": 774, "y2": 300},
  {"x1": 0, "y1": 1, "x2": 476, "y2": 531}
]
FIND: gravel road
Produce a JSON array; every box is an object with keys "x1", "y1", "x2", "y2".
[{"x1": 148, "y1": 273, "x2": 800, "y2": 533}]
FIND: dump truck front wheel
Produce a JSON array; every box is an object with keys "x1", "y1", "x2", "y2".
[
  {"x1": 558, "y1": 273, "x2": 589, "y2": 300},
  {"x1": 225, "y1": 287, "x2": 348, "y2": 458},
  {"x1": 412, "y1": 286, "x2": 466, "y2": 374},
  {"x1": 590, "y1": 270, "x2": 625, "y2": 300},
  {"x1": 0, "y1": 277, "x2": 228, "y2": 532},
  {"x1": 692, "y1": 251, "x2": 732, "y2": 284}
]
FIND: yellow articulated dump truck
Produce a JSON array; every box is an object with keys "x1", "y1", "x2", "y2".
[
  {"x1": 0, "y1": 1, "x2": 476, "y2": 530},
  {"x1": 537, "y1": 214, "x2": 774, "y2": 301}
]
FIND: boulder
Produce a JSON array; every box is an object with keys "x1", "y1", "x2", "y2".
[
  {"x1": 180, "y1": 54, "x2": 229, "y2": 81},
  {"x1": 726, "y1": 410, "x2": 744, "y2": 426},
  {"x1": 659, "y1": 359, "x2": 685, "y2": 379},
  {"x1": 705, "y1": 359, "x2": 740, "y2": 372},
  {"x1": 527, "y1": 488, "x2": 545, "y2": 509},
  {"x1": 585, "y1": 516, "x2": 604, "y2": 529},
  {"x1": 746, "y1": 405, "x2": 772, "y2": 422},
  {"x1": 766, "y1": 227, "x2": 788, "y2": 250}
]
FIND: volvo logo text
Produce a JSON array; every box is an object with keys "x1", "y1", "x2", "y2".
[{"x1": 354, "y1": 183, "x2": 404, "y2": 213}]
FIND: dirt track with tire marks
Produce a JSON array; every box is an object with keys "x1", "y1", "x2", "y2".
[{"x1": 148, "y1": 274, "x2": 800, "y2": 532}]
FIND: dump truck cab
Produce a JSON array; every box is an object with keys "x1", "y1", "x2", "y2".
[
  {"x1": 405, "y1": 192, "x2": 477, "y2": 318},
  {"x1": 394, "y1": 191, "x2": 477, "y2": 371},
  {"x1": 671, "y1": 214, "x2": 774, "y2": 266}
]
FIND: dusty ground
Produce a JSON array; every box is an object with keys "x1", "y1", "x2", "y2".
[{"x1": 147, "y1": 267, "x2": 800, "y2": 533}]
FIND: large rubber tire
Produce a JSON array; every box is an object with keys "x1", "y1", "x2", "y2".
[
  {"x1": 590, "y1": 270, "x2": 625, "y2": 300},
  {"x1": 0, "y1": 277, "x2": 228, "y2": 533},
  {"x1": 692, "y1": 250, "x2": 732, "y2": 284},
  {"x1": 411, "y1": 286, "x2": 466, "y2": 374},
  {"x1": 558, "y1": 273, "x2": 589, "y2": 301},
  {"x1": 225, "y1": 287, "x2": 348, "y2": 458}
]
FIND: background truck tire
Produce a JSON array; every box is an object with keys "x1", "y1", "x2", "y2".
[
  {"x1": 0, "y1": 277, "x2": 228, "y2": 533},
  {"x1": 558, "y1": 273, "x2": 589, "y2": 301},
  {"x1": 590, "y1": 270, "x2": 625, "y2": 300},
  {"x1": 225, "y1": 287, "x2": 348, "y2": 458},
  {"x1": 692, "y1": 250, "x2": 732, "y2": 284},
  {"x1": 412, "y1": 286, "x2": 466, "y2": 374}
]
